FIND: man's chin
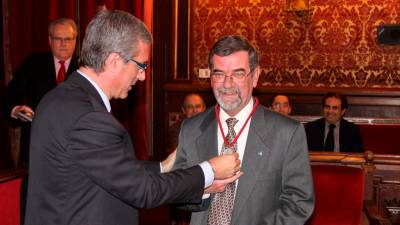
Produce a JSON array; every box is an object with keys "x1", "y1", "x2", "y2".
[{"x1": 219, "y1": 101, "x2": 241, "y2": 112}]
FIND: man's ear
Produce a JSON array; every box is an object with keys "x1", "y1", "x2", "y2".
[
  {"x1": 252, "y1": 66, "x2": 260, "y2": 88},
  {"x1": 104, "y1": 53, "x2": 122, "y2": 74}
]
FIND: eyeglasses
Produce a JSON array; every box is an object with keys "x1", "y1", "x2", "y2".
[
  {"x1": 129, "y1": 58, "x2": 148, "y2": 73},
  {"x1": 211, "y1": 70, "x2": 253, "y2": 83},
  {"x1": 51, "y1": 36, "x2": 76, "y2": 43}
]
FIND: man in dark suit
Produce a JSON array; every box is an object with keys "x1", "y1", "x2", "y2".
[
  {"x1": 173, "y1": 35, "x2": 314, "y2": 225},
  {"x1": 305, "y1": 92, "x2": 364, "y2": 152},
  {"x1": 3, "y1": 18, "x2": 79, "y2": 225},
  {"x1": 25, "y1": 10, "x2": 241, "y2": 225},
  {"x1": 4, "y1": 18, "x2": 78, "y2": 167}
]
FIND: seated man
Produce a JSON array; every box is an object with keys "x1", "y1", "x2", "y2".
[
  {"x1": 167, "y1": 93, "x2": 206, "y2": 225},
  {"x1": 270, "y1": 94, "x2": 292, "y2": 116},
  {"x1": 305, "y1": 92, "x2": 363, "y2": 152},
  {"x1": 167, "y1": 93, "x2": 206, "y2": 152}
]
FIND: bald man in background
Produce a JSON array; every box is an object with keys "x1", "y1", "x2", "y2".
[{"x1": 167, "y1": 93, "x2": 206, "y2": 153}]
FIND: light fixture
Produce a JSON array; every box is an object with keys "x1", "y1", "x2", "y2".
[{"x1": 285, "y1": 0, "x2": 313, "y2": 26}]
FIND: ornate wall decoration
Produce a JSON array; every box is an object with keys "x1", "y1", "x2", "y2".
[{"x1": 191, "y1": 0, "x2": 400, "y2": 88}]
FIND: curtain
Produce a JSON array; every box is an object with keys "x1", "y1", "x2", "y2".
[{"x1": 2, "y1": 0, "x2": 151, "y2": 166}]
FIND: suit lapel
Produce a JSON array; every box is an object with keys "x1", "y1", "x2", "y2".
[
  {"x1": 231, "y1": 107, "x2": 272, "y2": 223},
  {"x1": 46, "y1": 53, "x2": 57, "y2": 85},
  {"x1": 316, "y1": 119, "x2": 326, "y2": 150},
  {"x1": 66, "y1": 55, "x2": 79, "y2": 79},
  {"x1": 196, "y1": 108, "x2": 218, "y2": 161}
]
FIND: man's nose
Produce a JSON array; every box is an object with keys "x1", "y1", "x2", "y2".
[
  {"x1": 138, "y1": 71, "x2": 146, "y2": 81},
  {"x1": 223, "y1": 75, "x2": 234, "y2": 87}
]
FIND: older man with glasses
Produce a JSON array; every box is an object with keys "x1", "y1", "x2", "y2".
[
  {"x1": 173, "y1": 35, "x2": 314, "y2": 225},
  {"x1": 4, "y1": 17, "x2": 79, "y2": 225}
]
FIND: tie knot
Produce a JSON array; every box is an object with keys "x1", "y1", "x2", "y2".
[
  {"x1": 226, "y1": 118, "x2": 238, "y2": 129},
  {"x1": 329, "y1": 124, "x2": 336, "y2": 130},
  {"x1": 59, "y1": 60, "x2": 65, "y2": 65}
]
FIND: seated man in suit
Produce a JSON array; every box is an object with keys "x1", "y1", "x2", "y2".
[
  {"x1": 270, "y1": 94, "x2": 292, "y2": 116},
  {"x1": 168, "y1": 93, "x2": 206, "y2": 225},
  {"x1": 168, "y1": 93, "x2": 206, "y2": 153},
  {"x1": 305, "y1": 92, "x2": 364, "y2": 152}
]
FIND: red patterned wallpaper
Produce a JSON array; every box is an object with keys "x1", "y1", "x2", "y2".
[{"x1": 190, "y1": 0, "x2": 400, "y2": 88}]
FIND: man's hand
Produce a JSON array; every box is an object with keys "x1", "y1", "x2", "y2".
[
  {"x1": 208, "y1": 152, "x2": 240, "y2": 179},
  {"x1": 204, "y1": 172, "x2": 243, "y2": 194},
  {"x1": 11, "y1": 105, "x2": 34, "y2": 122},
  {"x1": 161, "y1": 149, "x2": 177, "y2": 173}
]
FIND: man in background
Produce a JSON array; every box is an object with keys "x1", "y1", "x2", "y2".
[
  {"x1": 3, "y1": 18, "x2": 79, "y2": 225},
  {"x1": 168, "y1": 94, "x2": 206, "y2": 224},
  {"x1": 270, "y1": 94, "x2": 292, "y2": 116},
  {"x1": 173, "y1": 35, "x2": 314, "y2": 225},
  {"x1": 168, "y1": 93, "x2": 206, "y2": 153},
  {"x1": 305, "y1": 92, "x2": 364, "y2": 152},
  {"x1": 25, "y1": 10, "x2": 241, "y2": 225}
]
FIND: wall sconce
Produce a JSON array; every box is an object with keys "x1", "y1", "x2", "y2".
[{"x1": 285, "y1": 0, "x2": 313, "y2": 26}]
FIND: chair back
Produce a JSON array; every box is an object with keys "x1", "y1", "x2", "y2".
[
  {"x1": 306, "y1": 164, "x2": 364, "y2": 225},
  {"x1": 0, "y1": 177, "x2": 22, "y2": 225}
]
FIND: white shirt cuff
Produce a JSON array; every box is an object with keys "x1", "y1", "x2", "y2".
[{"x1": 199, "y1": 161, "x2": 214, "y2": 188}]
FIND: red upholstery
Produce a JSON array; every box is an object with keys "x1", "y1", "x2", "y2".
[
  {"x1": 359, "y1": 124, "x2": 400, "y2": 154},
  {"x1": 0, "y1": 178, "x2": 21, "y2": 225},
  {"x1": 306, "y1": 164, "x2": 364, "y2": 225}
]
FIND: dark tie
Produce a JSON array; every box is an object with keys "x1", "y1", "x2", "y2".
[
  {"x1": 208, "y1": 118, "x2": 238, "y2": 225},
  {"x1": 324, "y1": 124, "x2": 336, "y2": 151},
  {"x1": 57, "y1": 60, "x2": 66, "y2": 84}
]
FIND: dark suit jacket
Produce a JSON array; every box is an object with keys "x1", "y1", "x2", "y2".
[
  {"x1": 4, "y1": 51, "x2": 79, "y2": 167},
  {"x1": 25, "y1": 72, "x2": 205, "y2": 225},
  {"x1": 305, "y1": 118, "x2": 364, "y2": 152},
  {"x1": 173, "y1": 105, "x2": 315, "y2": 225}
]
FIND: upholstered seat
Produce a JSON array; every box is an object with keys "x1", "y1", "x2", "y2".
[
  {"x1": 0, "y1": 177, "x2": 22, "y2": 225},
  {"x1": 306, "y1": 164, "x2": 364, "y2": 225}
]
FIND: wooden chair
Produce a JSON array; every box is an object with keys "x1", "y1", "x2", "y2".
[{"x1": 306, "y1": 164, "x2": 365, "y2": 225}]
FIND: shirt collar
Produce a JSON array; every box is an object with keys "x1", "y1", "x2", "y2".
[
  {"x1": 54, "y1": 56, "x2": 71, "y2": 64},
  {"x1": 325, "y1": 119, "x2": 341, "y2": 128},
  {"x1": 77, "y1": 69, "x2": 112, "y2": 112}
]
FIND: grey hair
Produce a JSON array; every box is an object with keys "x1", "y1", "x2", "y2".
[
  {"x1": 48, "y1": 18, "x2": 78, "y2": 37},
  {"x1": 79, "y1": 10, "x2": 152, "y2": 72},
  {"x1": 208, "y1": 35, "x2": 259, "y2": 72}
]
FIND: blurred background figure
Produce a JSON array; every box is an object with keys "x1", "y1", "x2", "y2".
[
  {"x1": 167, "y1": 93, "x2": 206, "y2": 153},
  {"x1": 182, "y1": 93, "x2": 206, "y2": 119},
  {"x1": 270, "y1": 94, "x2": 292, "y2": 116},
  {"x1": 305, "y1": 92, "x2": 364, "y2": 153},
  {"x1": 167, "y1": 93, "x2": 206, "y2": 225}
]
